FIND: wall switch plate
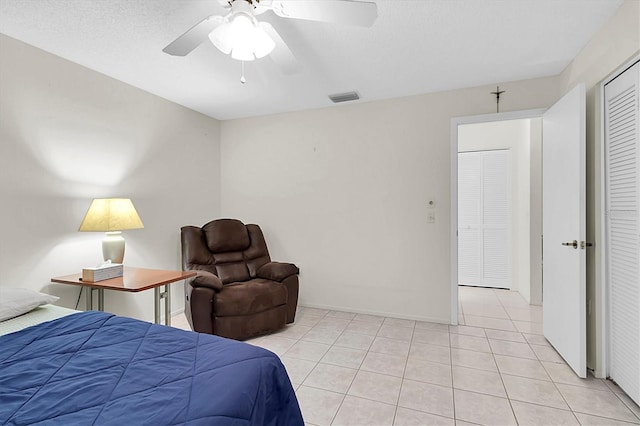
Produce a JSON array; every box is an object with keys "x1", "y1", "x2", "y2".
[{"x1": 427, "y1": 212, "x2": 436, "y2": 223}]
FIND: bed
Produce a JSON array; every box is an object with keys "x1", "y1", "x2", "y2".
[{"x1": 0, "y1": 305, "x2": 303, "y2": 425}]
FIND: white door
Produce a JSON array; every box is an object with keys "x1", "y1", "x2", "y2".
[
  {"x1": 458, "y1": 150, "x2": 511, "y2": 288},
  {"x1": 542, "y1": 83, "x2": 587, "y2": 378},
  {"x1": 605, "y1": 61, "x2": 639, "y2": 404}
]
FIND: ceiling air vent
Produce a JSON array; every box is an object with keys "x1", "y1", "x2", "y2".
[{"x1": 329, "y1": 91, "x2": 360, "y2": 103}]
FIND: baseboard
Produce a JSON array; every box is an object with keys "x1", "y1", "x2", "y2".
[
  {"x1": 298, "y1": 303, "x2": 451, "y2": 325},
  {"x1": 170, "y1": 307, "x2": 185, "y2": 317}
]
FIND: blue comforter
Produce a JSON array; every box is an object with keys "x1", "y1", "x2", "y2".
[{"x1": 0, "y1": 311, "x2": 303, "y2": 425}]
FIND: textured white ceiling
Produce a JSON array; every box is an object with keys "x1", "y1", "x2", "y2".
[{"x1": 0, "y1": 0, "x2": 623, "y2": 120}]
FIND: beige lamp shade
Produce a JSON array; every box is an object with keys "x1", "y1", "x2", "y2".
[
  {"x1": 79, "y1": 198, "x2": 144, "y2": 232},
  {"x1": 79, "y1": 198, "x2": 144, "y2": 263}
]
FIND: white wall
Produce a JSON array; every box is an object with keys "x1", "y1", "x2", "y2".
[
  {"x1": 458, "y1": 119, "x2": 533, "y2": 302},
  {"x1": 221, "y1": 77, "x2": 560, "y2": 323},
  {"x1": 0, "y1": 35, "x2": 221, "y2": 322},
  {"x1": 557, "y1": 0, "x2": 639, "y2": 375},
  {"x1": 529, "y1": 118, "x2": 543, "y2": 306}
]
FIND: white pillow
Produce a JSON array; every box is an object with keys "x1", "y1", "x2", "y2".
[{"x1": 0, "y1": 287, "x2": 59, "y2": 322}]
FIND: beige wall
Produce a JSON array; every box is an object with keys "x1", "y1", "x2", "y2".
[
  {"x1": 0, "y1": 35, "x2": 222, "y2": 322},
  {"x1": 458, "y1": 119, "x2": 534, "y2": 303},
  {"x1": 557, "y1": 0, "x2": 639, "y2": 376},
  {"x1": 220, "y1": 77, "x2": 559, "y2": 323}
]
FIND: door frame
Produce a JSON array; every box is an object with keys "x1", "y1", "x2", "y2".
[
  {"x1": 450, "y1": 108, "x2": 546, "y2": 324},
  {"x1": 600, "y1": 54, "x2": 640, "y2": 380}
]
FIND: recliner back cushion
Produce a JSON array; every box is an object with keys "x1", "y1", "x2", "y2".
[
  {"x1": 183, "y1": 219, "x2": 272, "y2": 285},
  {"x1": 203, "y1": 219, "x2": 250, "y2": 253},
  {"x1": 212, "y1": 251, "x2": 250, "y2": 284}
]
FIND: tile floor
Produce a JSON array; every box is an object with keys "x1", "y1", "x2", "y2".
[{"x1": 172, "y1": 286, "x2": 640, "y2": 426}]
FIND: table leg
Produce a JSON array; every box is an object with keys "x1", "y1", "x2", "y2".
[
  {"x1": 97, "y1": 289, "x2": 104, "y2": 311},
  {"x1": 164, "y1": 284, "x2": 171, "y2": 326},
  {"x1": 86, "y1": 287, "x2": 93, "y2": 311},
  {"x1": 154, "y1": 287, "x2": 161, "y2": 324}
]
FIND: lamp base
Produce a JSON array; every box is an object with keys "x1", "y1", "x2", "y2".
[{"x1": 102, "y1": 232, "x2": 125, "y2": 263}]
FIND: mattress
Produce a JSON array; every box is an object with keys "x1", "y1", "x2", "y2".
[
  {"x1": 0, "y1": 304, "x2": 77, "y2": 336},
  {"x1": 0, "y1": 311, "x2": 303, "y2": 425}
]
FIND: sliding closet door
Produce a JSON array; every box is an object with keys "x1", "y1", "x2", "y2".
[
  {"x1": 605, "y1": 61, "x2": 639, "y2": 405},
  {"x1": 458, "y1": 150, "x2": 510, "y2": 288}
]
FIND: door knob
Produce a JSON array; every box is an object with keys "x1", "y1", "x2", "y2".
[
  {"x1": 580, "y1": 241, "x2": 593, "y2": 249},
  {"x1": 562, "y1": 240, "x2": 578, "y2": 249}
]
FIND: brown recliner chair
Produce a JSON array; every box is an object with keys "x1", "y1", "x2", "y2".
[{"x1": 181, "y1": 218, "x2": 299, "y2": 340}]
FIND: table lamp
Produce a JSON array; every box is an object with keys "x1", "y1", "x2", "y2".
[{"x1": 78, "y1": 198, "x2": 144, "y2": 263}]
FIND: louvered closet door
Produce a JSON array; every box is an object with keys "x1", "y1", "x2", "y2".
[
  {"x1": 458, "y1": 150, "x2": 510, "y2": 288},
  {"x1": 605, "y1": 61, "x2": 640, "y2": 405}
]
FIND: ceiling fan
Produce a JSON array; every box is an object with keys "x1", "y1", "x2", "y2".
[{"x1": 162, "y1": 0, "x2": 378, "y2": 74}]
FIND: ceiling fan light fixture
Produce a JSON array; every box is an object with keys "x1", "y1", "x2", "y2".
[{"x1": 208, "y1": 2, "x2": 275, "y2": 61}]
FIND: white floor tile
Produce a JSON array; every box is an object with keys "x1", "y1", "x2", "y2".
[
  {"x1": 370, "y1": 336, "x2": 411, "y2": 357},
  {"x1": 489, "y1": 339, "x2": 537, "y2": 359},
  {"x1": 416, "y1": 321, "x2": 449, "y2": 332},
  {"x1": 542, "y1": 361, "x2": 609, "y2": 390},
  {"x1": 353, "y1": 313, "x2": 385, "y2": 324},
  {"x1": 280, "y1": 356, "x2": 317, "y2": 385},
  {"x1": 275, "y1": 324, "x2": 312, "y2": 340},
  {"x1": 334, "y1": 331, "x2": 375, "y2": 351},
  {"x1": 413, "y1": 329, "x2": 450, "y2": 347},
  {"x1": 344, "y1": 320, "x2": 382, "y2": 336},
  {"x1": 320, "y1": 345, "x2": 367, "y2": 370},
  {"x1": 404, "y1": 357, "x2": 452, "y2": 387},
  {"x1": 452, "y1": 366, "x2": 506, "y2": 398},
  {"x1": 347, "y1": 370, "x2": 403, "y2": 405},
  {"x1": 315, "y1": 317, "x2": 351, "y2": 332},
  {"x1": 511, "y1": 400, "x2": 579, "y2": 425},
  {"x1": 301, "y1": 326, "x2": 342, "y2": 345},
  {"x1": 377, "y1": 324, "x2": 414, "y2": 341},
  {"x1": 255, "y1": 335, "x2": 298, "y2": 355},
  {"x1": 483, "y1": 329, "x2": 526, "y2": 343},
  {"x1": 360, "y1": 351, "x2": 407, "y2": 378},
  {"x1": 494, "y1": 354, "x2": 550, "y2": 381},
  {"x1": 450, "y1": 348, "x2": 497, "y2": 372},
  {"x1": 464, "y1": 315, "x2": 518, "y2": 332},
  {"x1": 383, "y1": 317, "x2": 416, "y2": 329},
  {"x1": 408, "y1": 342, "x2": 451, "y2": 365},
  {"x1": 453, "y1": 389, "x2": 517, "y2": 426},
  {"x1": 573, "y1": 412, "x2": 640, "y2": 425},
  {"x1": 448, "y1": 325, "x2": 486, "y2": 337},
  {"x1": 502, "y1": 374, "x2": 570, "y2": 409},
  {"x1": 556, "y1": 383, "x2": 640, "y2": 423},
  {"x1": 303, "y1": 362, "x2": 357, "y2": 394},
  {"x1": 284, "y1": 340, "x2": 331, "y2": 362},
  {"x1": 450, "y1": 334, "x2": 491, "y2": 353},
  {"x1": 530, "y1": 343, "x2": 565, "y2": 363},
  {"x1": 326, "y1": 310, "x2": 357, "y2": 320},
  {"x1": 332, "y1": 395, "x2": 396, "y2": 426},
  {"x1": 398, "y1": 379, "x2": 454, "y2": 418},
  {"x1": 393, "y1": 407, "x2": 454, "y2": 426},
  {"x1": 513, "y1": 320, "x2": 544, "y2": 335},
  {"x1": 295, "y1": 385, "x2": 344, "y2": 426}
]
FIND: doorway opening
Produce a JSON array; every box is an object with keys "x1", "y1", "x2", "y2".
[{"x1": 450, "y1": 109, "x2": 546, "y2": 326}]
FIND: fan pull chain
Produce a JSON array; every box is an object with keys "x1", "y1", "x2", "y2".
[{"x1": 240, "y1": 61, "x2": 246, "y2": 84}]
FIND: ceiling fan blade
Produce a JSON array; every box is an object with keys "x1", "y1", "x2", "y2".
[
  {"x1": 163, "y1": 15, "x2": 225, "y2": 56},
  {"x1": 270, "y1": 0, "x2": 377, "y2": 27},
  {"x1": 260, "y1": 22, "x2": 302, "y2": 75}
]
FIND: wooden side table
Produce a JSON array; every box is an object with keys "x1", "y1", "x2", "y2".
[{"x1": 52, "y1": 267, "x2": 196, "y2": 326}]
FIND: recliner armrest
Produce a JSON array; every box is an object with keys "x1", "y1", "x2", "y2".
[
  {"x1": 256, "y1": 262, "x2": 299, "y2": 282},
  {"x1": 190, "y1": 270, "x2": 223, "y2": 291}
]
